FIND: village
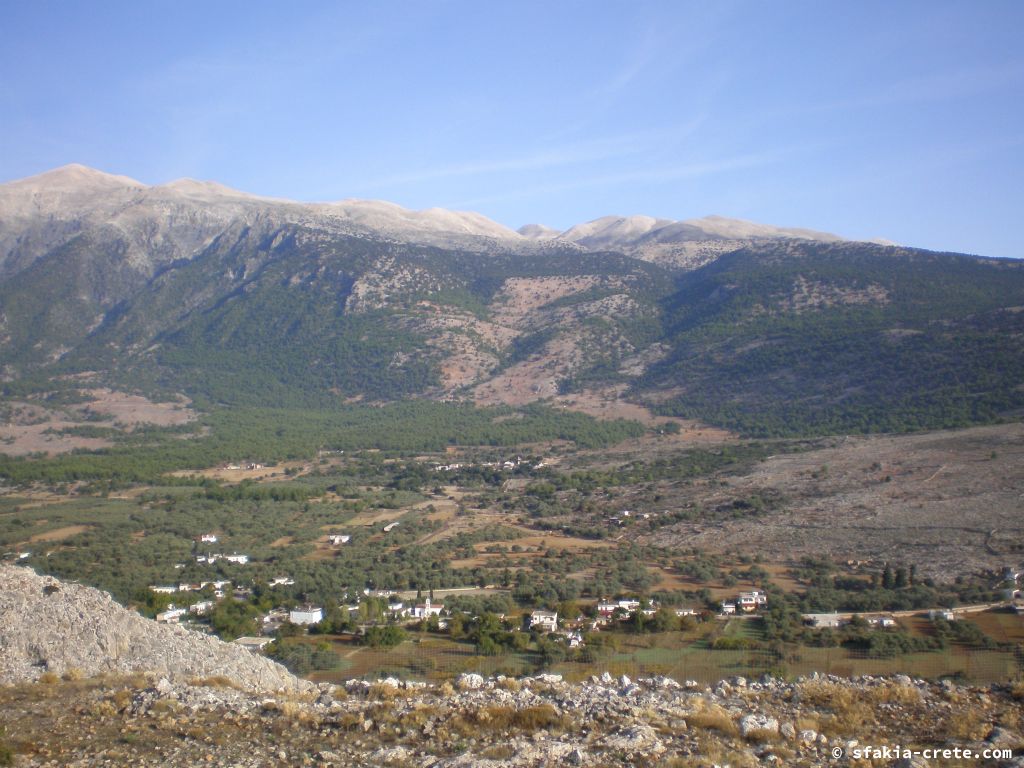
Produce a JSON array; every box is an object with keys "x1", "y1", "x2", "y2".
[{"x1": 147, "y1": 531, "x2": 1024, "y2": 672}]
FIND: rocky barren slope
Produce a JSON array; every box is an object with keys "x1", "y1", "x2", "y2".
[
  {"x1": 0, "y1": 565, "x2": 304, "y2": 694},
  {"x1": 3, "y1": 662, "x2": 1023, "y2": 766}
]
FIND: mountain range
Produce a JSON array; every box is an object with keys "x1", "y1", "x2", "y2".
[{"x1": 2, "y1": 164, "x2": 1023, "y2": 437}]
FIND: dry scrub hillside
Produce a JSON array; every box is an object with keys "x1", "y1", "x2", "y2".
[
  {"x1": 645, "y1": 423, "x2": 1024, "y2": 580},
  {"x1": 1, "y1": 667, "x2": 1022, "y2": 766}
]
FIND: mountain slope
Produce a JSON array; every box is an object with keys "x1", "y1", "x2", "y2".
[
  {"x1": 637, "y1": 241, "x2": 1024, "y2": 435},
  {"x1": 2, "y1": 165, "x2": 1023, "y2": 440},
  {"x1": 49, "y1": 220, "x2": 667, "y2": 407}
]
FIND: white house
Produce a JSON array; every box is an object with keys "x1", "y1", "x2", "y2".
[
  {"x1": 269, "y1": 576, "x2": 295, "y2": 587},
  {"x1": 803, "y1": 613, "x2": 843, "y2": 629},
  {"x1": 289, "y1": 606, "x2": 324, "y2": 625},
  {"x1": 200, "y1": 580, "x2": 231, "y2": 590},
  {"x1": 189, "y1": 600, "x2": 214, "y2": 615},
  {"x1": 738, "y1": 590, "x2": 768, "y2": 612},
  {"x1": 412, "y1": 598, "x2": 444, "y2": 619},
  {"x1": 530, "y1": 610, "x2": 558, "y2": 633},
  {"x1": 674, "y1": 606, "x2": 698, "y2": 617},
  {"x1": 224, "y1": 553, "x2": 249, "y2": 565},
  {"x1": 156, "y1": 606, "x2": 187, "y2": 623},
  {"x1": 261, "y1": 608, "x2": 289, "y2": 629},
  {"x1": 234, "y1": 636, "x2": 272, "y2": 651},
  {"x1": 597, "y1": 599, "x2": 641, "y2": 618},
  {"x1": 149, "y1": 585, "x2": 177, "y2": 594},
  {"x1": 328, "y1": 534, "x2": 351, "y2": 546},
  {"x1": 720, "y1": 602, "x2": 737, "y2": 615},
  {"x1": 200, "y1": 534, "x2": 218, "y2": 543}
]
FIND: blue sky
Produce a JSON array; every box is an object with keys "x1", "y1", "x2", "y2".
[{"x1": 1, "y1": 1, "x2": 1021, "y2": 257}]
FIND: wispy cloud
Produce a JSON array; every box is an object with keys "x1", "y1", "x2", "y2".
[
  {"x1": 363, "y1": 122, "x2": 704, "y2": 189},
  {"x1": 805, "y1": 60, "x2": 1024, "y2": 114},
  {"x1": 445, "y1": 147, "x2": 784, "y2": 211},
  {"x1": 590, "y1": 25, "x2": 663, "y2": 100}
]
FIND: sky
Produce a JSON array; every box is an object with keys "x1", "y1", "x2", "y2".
[{"x1": 1, "y1": 1, "x2": 1022, "y2": 257}]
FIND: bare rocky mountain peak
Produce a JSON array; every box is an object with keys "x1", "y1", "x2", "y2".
[
  {"x1": 517, "y1": 223, "x2": 561, "y2": 240},
  {"x1": 551, "y1": 212, "x2": 846, "y2": 255},
  {"x1": 682, "y1": 214, "x2": 844, "y2": 242},
  {"x1": 0, "y1": 164, "x2": 872, "y2": 277}
]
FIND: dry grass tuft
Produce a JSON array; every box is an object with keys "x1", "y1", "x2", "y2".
[
  {"x1": 188, "y1": 675, "x2": 241, "y2": 690},
  {"x1": 798, "y1": 681, "x2": 875, "y2": 736},
  {"x1": 798, "y1": 680, "x2": 845, "y2": 706},
  {"x1": 496, "y1": 677, "x2": 522, "y2": 692},
  {"x1": 89, "y1": 700, "x2": 118, "y2": 718},
  {"x1": 941, "y1": 708, "x2": 990, "y2": 741},
  {"x1": 37, "y1": 672, "x2": 59, "y2": 685},
  {"x1": 507, "y1": 704, "x2": 568, "y2": 732},
  {"x1": 684, "y1": 702, "x2": 737, "y2": 736},
  {"x1": 336, "y1": 712, "x2": 363, "y2": 730},
  {"x1": 398, "y1": 704, "x2": 441, "y2": 729},
  {"x1": 998, "y1": 706, "x2": 1021, "y2": 731},
  {"x1": 743, "y1": 727, "x2": 779, "y2": 744},
  {"x1": 448, "y1": 704, "x2": 571, "y2": 737},
  {"x1": 150, "y1": 699, "x2": 180, "y2": 715},
  {"x1": 795, "y1": 716, "x2": 819, "y2": 733},
  {"x1": 368, "y1": 682, "x2": 410, "y2": 701},
  {"x1": 108, "y1": 689, "x2": 133, "y2": 711},
  {"x1": 867, "y1": 682, "x2": 921, "y2": 705},
  {"x1": 479, "y1": 744, "x2": 516, "y2": 760},
  {"x1": 667, "y1": 735, "x2": 759, "y2": 767}
]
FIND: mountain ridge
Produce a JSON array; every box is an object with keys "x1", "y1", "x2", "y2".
[{"x1": 0, "y1": 164, "x2": 884, "y2": 263}]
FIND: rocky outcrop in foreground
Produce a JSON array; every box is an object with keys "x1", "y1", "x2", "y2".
[
  {"x1": 0, "y1": 566, "x2": 304, "y2": 693},
  {"x1": 1, "y1": 565, "x2": 1022, "y2": 766},
  {"x1": 2, "y1": 671, "x2": 1023, "y2": 767}
]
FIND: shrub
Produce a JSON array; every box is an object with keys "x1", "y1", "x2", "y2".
[{"x1": 362, "y1": 625, "x2": 407, "y2": 649}]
